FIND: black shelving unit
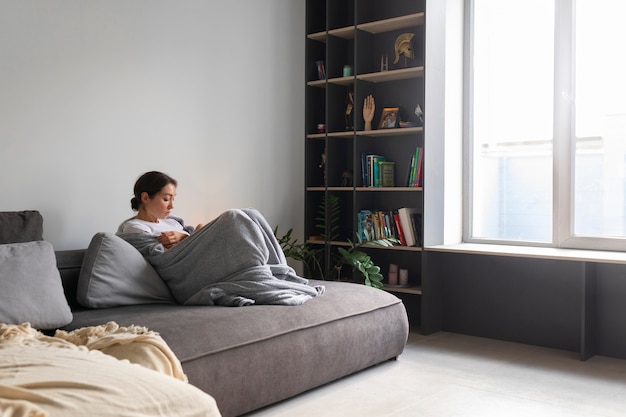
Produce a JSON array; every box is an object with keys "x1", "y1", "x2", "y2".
[{"x1": 305, "y1": 0, "x2": 428, "y2": 330}]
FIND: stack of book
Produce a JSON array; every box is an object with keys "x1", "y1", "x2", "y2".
[
  {"x1": 361, "y1": 153, "x2": 395, "y2": 187},
  {"x1": 357, "y1": 207, "x2": 421, "y2": 247},
  {"x1": 363, "y1": 147, "x2": 423, "y2": 188},
  {"x1": 404, "y1": 147, "x2": 424, "y2": 187}
]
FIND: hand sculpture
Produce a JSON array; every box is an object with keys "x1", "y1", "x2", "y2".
[{"x1": 363, "y1": 95, "x2": 375, "y2": 131}]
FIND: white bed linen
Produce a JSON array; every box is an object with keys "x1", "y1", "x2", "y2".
[{"x1": 0, "y1": 323, "x2": 221, "y2": 417}]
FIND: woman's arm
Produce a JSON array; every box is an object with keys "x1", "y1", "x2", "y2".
[{"x1": 157, "y1": 231, "x2": 188, "y2": 249}]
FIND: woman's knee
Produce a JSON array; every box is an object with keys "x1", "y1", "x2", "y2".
[{"x1": 222, "y1": 208, "x2": 248, "y2": 218}]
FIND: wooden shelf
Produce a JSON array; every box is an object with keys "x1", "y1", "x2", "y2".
[
  {"x1": 306, "y1": 133, "x2": 326, "y2": 139},
  {"x1": 384, "y1": 285, "x2": 423, "y2": 295},
  {"x1": 307, "y1": 79, "x2": 326, "y2": 87},
  {"x1": 306, "y1": 187, "x2": 353, "y2": 192},
  {"x1": 306, "y1": 131, "x2": 353, "y2": 139},
  {"x1": 356, "y1": 187, "x2": 423, "y2": 192},
  {"x1": 307, "y1": 186, "x2": 422, "y2": 192},
  {"x1": 304, "y1": 240, "x2": 352, "y2": 248},
  {"x1": 307, "y1": 26, "x2": 355, "y2": 42},
  {"x1": 308, "y1": 67, "x2": 423, "y2": 88},
  {"x1": 306, "y1": 239, "x2": 423, "y2": 252},
  {"x1": 358, "y1": 66, "x2": 424, "y2": 83},
  {"x1": 358, "y1": 13, "x2": 425, "y2": 34},
  {"x1": 357, "y1": 127, "x2": 424, "y2": 137},
  {"x1": 362, "y1": 243, "x2": 423, "y2": 252},
  {"x1": 307, "y1": 13, "x2": 425, "y2": 42},
  {"x1": 306, "y1": 76, "x2": 355, "y2": 88},
  {"x1": 328, "y1": 26, "x2": 355, "y2": 40},
  {"x1": 327, "y1": 131, "x2": 354, "y2": 138},
  {"x1": 329, "y1": 76, "x2": 355, "y2": 86},
  {"x1": 307, "y1": 31, "x2": 326, "y2": 42},
  {"x1": 308, "y1": 127, "x2": 423, "y2": 139}
]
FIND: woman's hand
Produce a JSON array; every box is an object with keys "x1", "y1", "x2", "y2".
[
  {"x1": 158, "y1": 231, "x2": 188, "y2": 249},
  {"x1": 363, "y1": 95, "x2": 375, "y2": 131}
]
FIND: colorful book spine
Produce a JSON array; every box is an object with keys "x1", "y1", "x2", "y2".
[
  {"x1": 372, "y1": 155, "x2": 385, "y2": 187},
  {"x1": 363, "y1": 154, "x2": 385, "y2": 187},
  {"x1": 412, "y1": 148, "x2": 420, "y2": 187},
  {"x1": 405, "y1": 154, "x2": 415, "y2": 187},
  {"x1": 405, "y1": 147, "x2": 424, "y2": 187},
  {"x1": 392, "y1": 210, "x2": 407, "y2": 246},
  {"x1": 361, "y1": 152, "x2": 369, "y2": 187},
  {"x1": 416, "y1": 147, "x2": 424, "y2": 187},
  {"x1": 357, "y1": 210, "x2": 373, "y2": 243},
  {"x1": 356, "y1": 208, "x2": 420, "y2": 246}
]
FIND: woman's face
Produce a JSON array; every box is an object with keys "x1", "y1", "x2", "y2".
[{"x1": 142, "y1": 183, "x2": 177, "y2": 220}]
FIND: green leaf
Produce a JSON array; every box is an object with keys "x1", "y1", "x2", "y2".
[
  {"x1": 366, "y1": 265, "x2": 381, "y2": 274},
  {"x1": 370, "y1": 280, "x2": 384, "y2": 289}
]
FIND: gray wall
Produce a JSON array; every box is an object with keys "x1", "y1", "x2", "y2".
[{"x1": 0, "y1": 1, "x2": 305, "y2": 250}]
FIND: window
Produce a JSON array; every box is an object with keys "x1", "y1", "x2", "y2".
[{"x1": 466, "y1": 0, "x2": 626, "y2": 251}]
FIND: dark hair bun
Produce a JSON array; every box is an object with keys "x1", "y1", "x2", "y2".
[{"x1": 131, "y1": 197, "x2": 139, "y2": 211}]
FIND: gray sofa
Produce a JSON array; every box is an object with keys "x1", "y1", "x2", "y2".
[
  {"x1": 0, "y1": 210, "x2": 409, "y2": 417},
  {"x1": 56, "y1": 249, "x2": 410, "y2": 417}
]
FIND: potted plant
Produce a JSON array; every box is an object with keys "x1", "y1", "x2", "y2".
[
  {"x1": 274, "y1": 226, "x2": 324, "y2": 279},
  {"x1": 275, "y1": 194, "x2": 397, "y2": 289}
]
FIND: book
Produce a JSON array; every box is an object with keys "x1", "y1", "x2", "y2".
[
  {"x1": 384, "y1": 211, "x2": 394, "y2": 238},
  {"x1": 404, "y1": 153, "x2": 415, "y2": 187},
  {"x1": 410, "y1": 212, "x2": 423, "y2": 247},
  {"x1": 398, "y1": 207, "x2": 420, "y2": 246},
  {"x1": 379, "y1": 161, "x2": 395, "y2": 187},
  {"x1": 372, "y1": 211, "x2": 382, "y2": 239},
  {"x1": 361, "y1": 152, "x2": 370, "y2": 186},
  {"x1": 416, "y1": 147, "x2": 424, "y2": 187},
  {"x1": 357, "y1": 209, "x2": 405, "y2": 243},
  {"x1": 372, "y1": 211, "x2": 393, "y2": 239},
  {"x1": 357, "y1": 210, "x2": 373, "y2": 243},
  {"x1": 405, "y1": 147, "x2": 424, "y2": 187},
  {"x1": 392, "y1": 210, "x2": 407, "y2": 246},
  {"x1": 362, "y1": 154, "x2": 385, "y2": 187},
  {"x1": 411, "y1": 148, "x2": 420, "y2": 187},
  {"x1": 371, "y1": 155, "x2": 385, "y2": 187}
]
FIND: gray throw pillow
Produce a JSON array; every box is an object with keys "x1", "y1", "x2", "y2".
[
  {"x1": 77, "y1": 233, "x2": 174, "y2": 308},
  {"x1": 0, "y1": 210, "x2": 44, "y2": 243},
  {"x1": 0, "y1": 241, "x2": 73, "y2": 329}
]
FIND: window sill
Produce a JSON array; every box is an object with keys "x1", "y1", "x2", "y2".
[{"x1": 425, "y1": 243, "x2": 626, "y2": 265}]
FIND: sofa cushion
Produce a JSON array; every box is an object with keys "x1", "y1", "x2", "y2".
[
  {"x1": 64, "y1": 279, "x2": 409, "y2": 417},
  {"x1": 0, "y1": 241, "x2": 73, "y2": 329},
  {"x1": 77, "y1": 233, "x2": 174, "y2": 308},
  {"x1": 0, "y1": 210, "x2": 44, "y2": 243}
]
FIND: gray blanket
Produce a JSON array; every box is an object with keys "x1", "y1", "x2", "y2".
[{"x1": 118, "y1": 209, "x2": 324, "y2": 307}]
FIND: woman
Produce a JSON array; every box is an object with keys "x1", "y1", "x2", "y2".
[{"x1": 117, "y1": 171, "x2": 324, "y2": 307}]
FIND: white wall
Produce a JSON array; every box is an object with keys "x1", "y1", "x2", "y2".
[{"x1": 0, "y1": 0, "x2": 305, "y2": 250}]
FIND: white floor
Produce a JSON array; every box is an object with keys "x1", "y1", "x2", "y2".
[{"x1": 245, "y1": 331, "x2": 626, "y2": 417}]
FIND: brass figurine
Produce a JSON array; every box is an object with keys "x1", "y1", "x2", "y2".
[{"x1": 393, "y1": 33, "x2": 415, "y2": 65}]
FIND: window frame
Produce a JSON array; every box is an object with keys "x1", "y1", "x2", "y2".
[{"x1": 463, "y1": 0, "x2": 626, "y2": 252}]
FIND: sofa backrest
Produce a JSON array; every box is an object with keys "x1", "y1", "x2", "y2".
[
  {"x1": 55, "y1": 249, "x2": 86, "y2": 311},
  {"x1": 0, "y1": 210, "x2": 43, "y2": 243}
]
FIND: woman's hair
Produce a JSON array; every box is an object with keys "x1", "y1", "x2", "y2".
[{"x1": 131, "y1": 171, "x2": 177, "y2": 211}]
